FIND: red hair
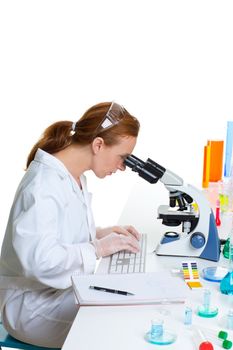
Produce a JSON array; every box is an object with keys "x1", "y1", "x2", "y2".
[{"x1": 26, "y1": 102, "x2": 140, "y2": 168}]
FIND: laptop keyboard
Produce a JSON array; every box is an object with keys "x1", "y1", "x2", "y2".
[{"x1": 108, "y1": 234, "x2": 147, "y2": 274}]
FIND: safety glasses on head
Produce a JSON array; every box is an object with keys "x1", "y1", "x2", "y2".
[{"x1": 95, "y1": 102, "x2": 126, "y2": 135}]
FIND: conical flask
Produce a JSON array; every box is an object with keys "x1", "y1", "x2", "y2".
[{"x1": 220, "y1": 229, "x2": 233, "y2": 295}]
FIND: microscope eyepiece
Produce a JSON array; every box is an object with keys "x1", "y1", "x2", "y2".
[
  {"x1": 124, "y1": 155, "x2": 144, "y2": 169},
  {"x1": 124, "y1": 154, "x2": 165, "y2": 184}
]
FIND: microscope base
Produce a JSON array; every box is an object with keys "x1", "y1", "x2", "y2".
[
  {"x1": 156, "y1": 243, "x2": 219, "y2": 262},
  {"x1": 156, "y1": 213, "x2": 220, "y2": 262}
]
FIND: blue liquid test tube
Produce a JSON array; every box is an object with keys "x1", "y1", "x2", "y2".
[
  {"x1": 204, "y1": 289, "x2": 210, "y2": 311},
  {"x1": 227, "y1": 309, "x2": 233, "y2": 330},
  {"x1": 184, "y1": 307, "x2": 192, "y2": 325}
]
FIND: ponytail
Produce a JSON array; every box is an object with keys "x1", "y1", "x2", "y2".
[{"x1": 26, "y1": 102, "x2": 140, "y2": 168}]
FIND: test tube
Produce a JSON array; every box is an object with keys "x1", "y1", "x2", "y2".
[
  {"x1": 197, "y1": 289, "x2": 218, "y2": 318},
  {"x1": 184, "y1": 307, "x2": 192, "y2": 325},
  {"x1": 215, "y1": 199, "x2": 221, "y2": 226},
  {"x1": 227, "y1": 309, "x2": 233, "y2": 330},
  {"x1": 203, "y1": 289, "x2": 210, "y2": 311},
  {"x1": 198, "y1": 326, "x2": 228, "y2": 340},
  {"x1": 197, "y1": 326, "x2": 232, "y2": 350}
]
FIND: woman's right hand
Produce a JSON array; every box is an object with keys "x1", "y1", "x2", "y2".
[{"x1": 92, "y1": 232, "x2": 140, "y2": 258}]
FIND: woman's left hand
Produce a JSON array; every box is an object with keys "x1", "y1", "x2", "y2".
[
  {"x1": 96, "y1": 225, "x2": 140, "y2": 240},
  {"x1": 113, "y1": 225, "x2": 141, "y2": 240}
]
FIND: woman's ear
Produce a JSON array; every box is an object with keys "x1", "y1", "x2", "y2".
[{"x1": 92, "y1": 137, "x2": 105, "y2": 155}]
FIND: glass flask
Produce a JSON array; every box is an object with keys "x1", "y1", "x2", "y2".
[
  {"x1": 220, "y1": 231, "x2": 233, "y2": 295},
  {"x1": 223, "y1": 238, "x2": 230, "y2": 259}
]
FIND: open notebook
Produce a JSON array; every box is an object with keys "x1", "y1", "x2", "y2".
[{"x1": 71, "y1": 271, "x2": 189, "y2": 306}]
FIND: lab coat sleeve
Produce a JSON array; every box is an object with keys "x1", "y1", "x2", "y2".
[{"x1": 12, "y1": 189, "x2": 96, "y2": 289}]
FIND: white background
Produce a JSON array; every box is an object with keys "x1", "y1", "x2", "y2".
[{"x1": 0, "y1": 0, "x2": 233, "y2": 243}]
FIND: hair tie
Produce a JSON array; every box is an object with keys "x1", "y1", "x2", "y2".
[
  {"x1": 71, "y1": 122, "x2": 77, "y2": 131},
  {"x1": 70, "y1": 122, "x2": 77, "y2": 136}
]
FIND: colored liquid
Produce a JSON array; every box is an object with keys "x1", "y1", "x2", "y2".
[
  {"x1": 215, "y1": 207, "x2": 221, "y2": 226},
  {"x1": 219, "y1": 193, "x2": 229, "y2": 212},
  {"x1": 223, "y1": 238, "x2": 230, "y2": 259},
  {"x1": 220, "y1": 272, "x2": 233, "y2": 295}
]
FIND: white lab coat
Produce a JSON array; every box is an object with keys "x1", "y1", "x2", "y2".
[{"x1": 0, "y1": 149, "x2": 97, "y2": 347}]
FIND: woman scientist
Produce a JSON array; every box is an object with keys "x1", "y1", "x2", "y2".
[{"x1": 0, "y1": 102, "x2": 140, "y2": 348}]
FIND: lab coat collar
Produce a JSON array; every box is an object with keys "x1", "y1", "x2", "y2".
[
  {"x1": 34, "y1": 149, "x2": 70, "y2": 178},
  {"x1": 34, "y1": 149, "x2": 95, "y2": 239},
  {"x1": 34, "y1": 149, "x2": 85, "y2": 200}
]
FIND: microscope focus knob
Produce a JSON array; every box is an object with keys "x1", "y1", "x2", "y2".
[{"x1": 190, "y1": 232, "x2": 206, "y2": 249}]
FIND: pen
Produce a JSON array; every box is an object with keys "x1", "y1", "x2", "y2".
[{"x1": 89, "y1": 285, "x2": 134, "y2": 296}]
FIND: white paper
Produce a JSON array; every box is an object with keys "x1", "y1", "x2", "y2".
[{"x1": 71, "y1": 271, "x2": 189, "y2": 306}]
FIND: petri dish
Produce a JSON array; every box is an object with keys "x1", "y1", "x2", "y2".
[{"x1": 202, "y1": 266, "x2": 228, "y2": 282}]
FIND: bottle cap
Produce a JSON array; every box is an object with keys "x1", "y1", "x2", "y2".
[
  {"x1": 199, "y1": 341, "x2": 214, "y2": 350},
  {"x1": 218, "y1": 330, "x2": 228, "y2": 340},
  {"x1": 223, "y1": 339, "x2": 233, "y2": 349}
]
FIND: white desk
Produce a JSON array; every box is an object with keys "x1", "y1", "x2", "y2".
[{"x1": 62, "y1": 180, "x2": 233, "y2": 350}]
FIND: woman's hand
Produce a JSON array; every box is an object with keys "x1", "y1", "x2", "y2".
[
  {"x1": 112, "y1": 225, "x2": 141, "y2": 240},
  {"x1": 92, "y1": 231, "x2": 140, "y2": 258},
  {"x1": 96, "y1": 225, "x2": 140, "y2": 240}
]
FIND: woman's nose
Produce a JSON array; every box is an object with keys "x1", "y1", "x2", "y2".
[{"x1": 118, "y1": 163, "x2": 126, "y2": 171}]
